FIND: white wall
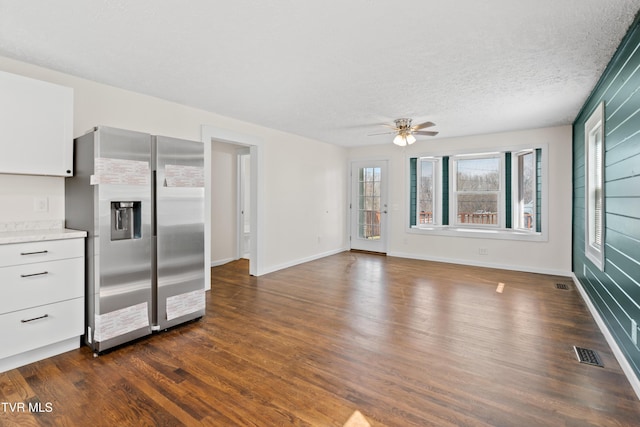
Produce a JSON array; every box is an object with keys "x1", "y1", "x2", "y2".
[
  {"x1": 348, "y1": 126, "x2": 573, "y2": 276},
  {"x1": 262, "y1": 134, "x2": 348, "y2": 271},
  {"x1": 211, "y1": 141, "x2": 239, "y2": 265},
  {"x1": 0, "y1": 55, "x2": 349, "y2": 276},
  {"x1": 0, "y1": 174, "x2": 64, "y2": 224}
]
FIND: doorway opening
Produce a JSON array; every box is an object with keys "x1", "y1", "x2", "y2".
[
  {"x1": 203, "y1": 124, "x2": 263, "y2": 278},
  {"x1": 210, "y1": 141, "x2": 254, "y2": 275}
]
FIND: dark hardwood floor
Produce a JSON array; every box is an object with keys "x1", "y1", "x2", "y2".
[{"x1": 1, "y1": 252, "x2": 640, "y2": 426}]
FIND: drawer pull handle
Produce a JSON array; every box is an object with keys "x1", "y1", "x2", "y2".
[
  {"x1": 20, "y1": 250, "x2": 49, "y2": 256},
  {"x1": 21, "y1": 314, "x2": 49, "y2": 323},
  {"x1": 20, "y1": 271, "x2": 49, "y2": 278}
]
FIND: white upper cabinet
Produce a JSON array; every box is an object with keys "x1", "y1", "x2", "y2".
[{"x1": 0, "y1": 70, "x2": 73, "y2": 177}]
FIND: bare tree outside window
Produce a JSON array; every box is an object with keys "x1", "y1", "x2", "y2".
[
  {"x1": 418, "y1": 160, "x2": 434, "y2": 224},
  {"x1": 455, "y1": 157, "x2": 500, "y2": 225},
  {"x1": 412, "y1": 148, "x2": 544, "y2": 235},
  {"x1": 518, "y1": 152, "x2": 535, "y2": 229},
  {"x1": 358, "y1": 166, "x2": 381, "y2": 239}
]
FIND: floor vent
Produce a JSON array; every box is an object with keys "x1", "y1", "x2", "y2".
[
  {"x1": 574, "y1": 346, "x2": 604, "y2": 367},
  {"x1": 556, "y1": 283, "x2": 570, "y2": 290}
]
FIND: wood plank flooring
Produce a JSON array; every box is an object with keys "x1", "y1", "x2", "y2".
[{"x1": 2, "y1": 252, "x2": 640, "y2": 426}]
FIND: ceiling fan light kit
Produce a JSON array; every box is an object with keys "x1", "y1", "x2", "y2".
[{"x1": 393, "y1": 132, "x2": 416, "y2": 146}]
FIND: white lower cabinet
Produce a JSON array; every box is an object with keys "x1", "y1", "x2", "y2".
[
  {"x1": 0, "y1": 237, "x2": 85, "y2": 372},
  {"x1": 0, "y1": 298, "x2": 84, "y2": 360}
]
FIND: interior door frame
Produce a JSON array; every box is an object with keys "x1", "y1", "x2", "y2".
[
  {"x1": 349, "y1": 158, "x2": 389, "y2": 253},
  {"x1": 202, "y1": 125, "x2": 264, "y2": 277},
  {"x1": 236, "y1": 148, "x2": 251, "y2": 259}
]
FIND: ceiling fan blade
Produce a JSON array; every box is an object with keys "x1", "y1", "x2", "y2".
[
  {"x1": 414, "y1": 131, "x2": 439, "y2": 137},
  {"x1": 368, "y1": 131, "x2": 397, "y2": 136},
  {"x1": 412, "y1": 121, "x2": 436, "y2": 130}
]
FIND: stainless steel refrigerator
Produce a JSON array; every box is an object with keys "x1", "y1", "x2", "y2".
[{"x1": 65, "y1": 126, "x2": 205, "y2": 353}]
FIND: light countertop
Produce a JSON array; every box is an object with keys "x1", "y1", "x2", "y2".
[{"x1": 0, "y1": 228, "x2": 87, "y2": 245}]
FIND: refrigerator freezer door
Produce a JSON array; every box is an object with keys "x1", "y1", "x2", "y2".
[
  {"x1": 95, "y1": 127, "x2": 153, "y2": 351},
  {"x1": 153, "y1": 136, "x2": 205, "y2": 330},
  {"x1": 68, "y1": 126, "x2": 154, "y2": 352}
]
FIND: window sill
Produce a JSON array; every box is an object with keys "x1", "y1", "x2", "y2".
[
  {"x1": 409, "y1": 225, "x2": 547, "y2": 242},
  {"x1": 585, "y1": 245, "x2": 605, "y2": 271}
]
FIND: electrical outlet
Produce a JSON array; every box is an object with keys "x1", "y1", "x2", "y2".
[
  {"x1": 34, "y1": 197, "x2": 49, "y2": 213},
  {"x1": 632, "y1": 319, "x2": 637, "y2": 346},
  {"x1": 479, "y1": 247, "x2": 489, "y2": 256}
]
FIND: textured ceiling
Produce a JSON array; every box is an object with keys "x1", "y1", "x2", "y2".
[{"x1": 0, "y1": 0, "x2": 639, "y2": 147}]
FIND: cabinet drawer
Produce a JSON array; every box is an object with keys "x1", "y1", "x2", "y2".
[
  {"x1": 0, "y1": 298, "x2": 83, "y2": 360},
  {"x1": 0, "y1": 238, "x2": 83, "y2": 268},
  {"x1": 0, "y1": 257, "x2": 84, "y2": 313}
]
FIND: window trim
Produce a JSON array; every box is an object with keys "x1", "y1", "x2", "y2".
[
  {"x1": 407, "y1": 143, "x2": 548, "y2": 242},
  {"x1": 584, "y1": 101, "x2": 605, "y2": 271}
]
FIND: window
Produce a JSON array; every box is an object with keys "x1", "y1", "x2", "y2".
[
  {"x1": 409, "y1": 145, "x2": 545, "y2": 240},
  {"x1": 514, "y1": 150, "x2": 536, "y2": 230},
  {"x1": 452, "y1": 155, "x2": 501, "y2": 227},
  {"x1": 585, "y1": 102, "x2": 605, "y2": 270},
  {"x1": 417, "y1": 158, "x2": 439, "y2": 225}
]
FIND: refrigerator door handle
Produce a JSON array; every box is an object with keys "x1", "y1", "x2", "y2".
[{"x1": 152, "y1": 170, "x2": 157, "y2": 237}]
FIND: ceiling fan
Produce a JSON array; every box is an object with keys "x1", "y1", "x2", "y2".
[{"x1": 369, "y1": 118, "x2": 439, "y2": 146}]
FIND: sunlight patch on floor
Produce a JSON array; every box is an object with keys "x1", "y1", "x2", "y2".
[{"x1": 343, "y1": 410, "x2": 371, "y2": 427}]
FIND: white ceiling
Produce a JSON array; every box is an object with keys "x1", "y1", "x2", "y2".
[{"x1": 1, "y1": 1, "x2": 639, "y2": 147}]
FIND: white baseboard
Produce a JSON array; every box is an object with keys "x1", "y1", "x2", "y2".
[
  {"x1": 387, "y1": 251, "x2": 571, "y2": 277},
  {"x1": 259, "y1": 247, "x2": 348, "y2": 276},
  {"x1": 211, "y1": 257, "x2": 236, "y2": 267},
  {"x1": 571, "y1": 273, "x2": 640, "y2": 400}
]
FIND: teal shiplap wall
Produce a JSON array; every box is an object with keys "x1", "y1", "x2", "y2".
[{"x1": 573, "y1": 13, "x2": 640, "y2": 380}]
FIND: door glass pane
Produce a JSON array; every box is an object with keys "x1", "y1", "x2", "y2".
[{"x1": 358, "y1": 167, "x2": 382, "y2": 240}]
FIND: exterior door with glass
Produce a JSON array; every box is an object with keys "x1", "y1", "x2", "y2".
[{"x1": 350, "y1": 160, "x2": 388, "y2": 253}]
